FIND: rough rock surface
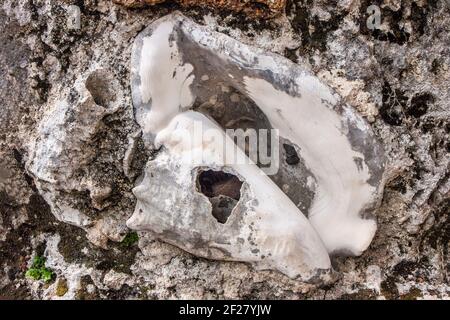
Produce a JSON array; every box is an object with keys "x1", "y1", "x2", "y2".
[{"x1": 0, "y1": 0, "x2": 448, "y2": 299}]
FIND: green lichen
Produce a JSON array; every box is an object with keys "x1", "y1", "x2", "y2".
[
  {"x1": 25, "y1": 255, "x2": 54, "y2": 282},
  {"x1": 121, "y1": 232, "x2": 139, "y2": 247}
]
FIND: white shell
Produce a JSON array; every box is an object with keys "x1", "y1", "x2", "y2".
[{"x1": 128, "y1": 13, "x2": 386, "y2": 281}]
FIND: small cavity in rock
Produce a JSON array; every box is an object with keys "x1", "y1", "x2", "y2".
[
  {"x1": 407, "y1": 93, "x2": 434, "y2": 118},
  {"x1": 85, "y1": 70, "x2": 117, "y2": 108}
]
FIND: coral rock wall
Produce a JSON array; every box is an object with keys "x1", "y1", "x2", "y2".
[{"x1": 0, "y1": 0, "x2": 448, "y2": 299}]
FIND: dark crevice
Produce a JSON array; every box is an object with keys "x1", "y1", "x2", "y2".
[
  {"x1": 380, "y1": 81, "x2": 408, "y2": 126},
  {"x1": 407, "y1": 93, "x2": 434, "y2": 118},
  {"x1": 283, "y1": 143, "x2": 300, "y2": 165}
]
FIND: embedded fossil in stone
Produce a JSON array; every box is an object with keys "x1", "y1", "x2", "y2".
[
  {"x1": 128, "y1": 13, "x2": 386, "y2": 281},
  {"x1": 112, "y1": 0, "x2": 286, "y2": 18}
]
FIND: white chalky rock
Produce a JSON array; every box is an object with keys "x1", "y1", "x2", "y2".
[{"x1": 127, "y1": 13, "x2": 386, "y2": 281}]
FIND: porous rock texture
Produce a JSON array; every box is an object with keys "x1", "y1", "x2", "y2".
[{"x1": 0, "y1": 0, "x2": 449, "y2": 299}]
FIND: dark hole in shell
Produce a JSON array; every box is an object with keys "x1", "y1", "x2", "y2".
[
  {"x1": 283, "y1": 143, "x2": 300, "y2": 165},
  {"x1": 197, "y1": 169, "x2": 243, "y2": 224}
]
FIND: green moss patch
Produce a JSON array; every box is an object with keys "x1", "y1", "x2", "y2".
[
  {"x1": 121, "y1": 232, "x2": 139, "y2": 247},
  {"x1": 25, "y1": 256, "x2": 54, "y2": 283}
]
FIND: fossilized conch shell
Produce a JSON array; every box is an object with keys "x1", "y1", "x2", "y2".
[{"x1": 127, "y1": 13, "x2": 386, "y2": 282}]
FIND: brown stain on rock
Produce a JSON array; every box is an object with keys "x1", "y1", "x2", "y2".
[{"x1": 112, "y1": 0, "x2": 286, "y2": 18}]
